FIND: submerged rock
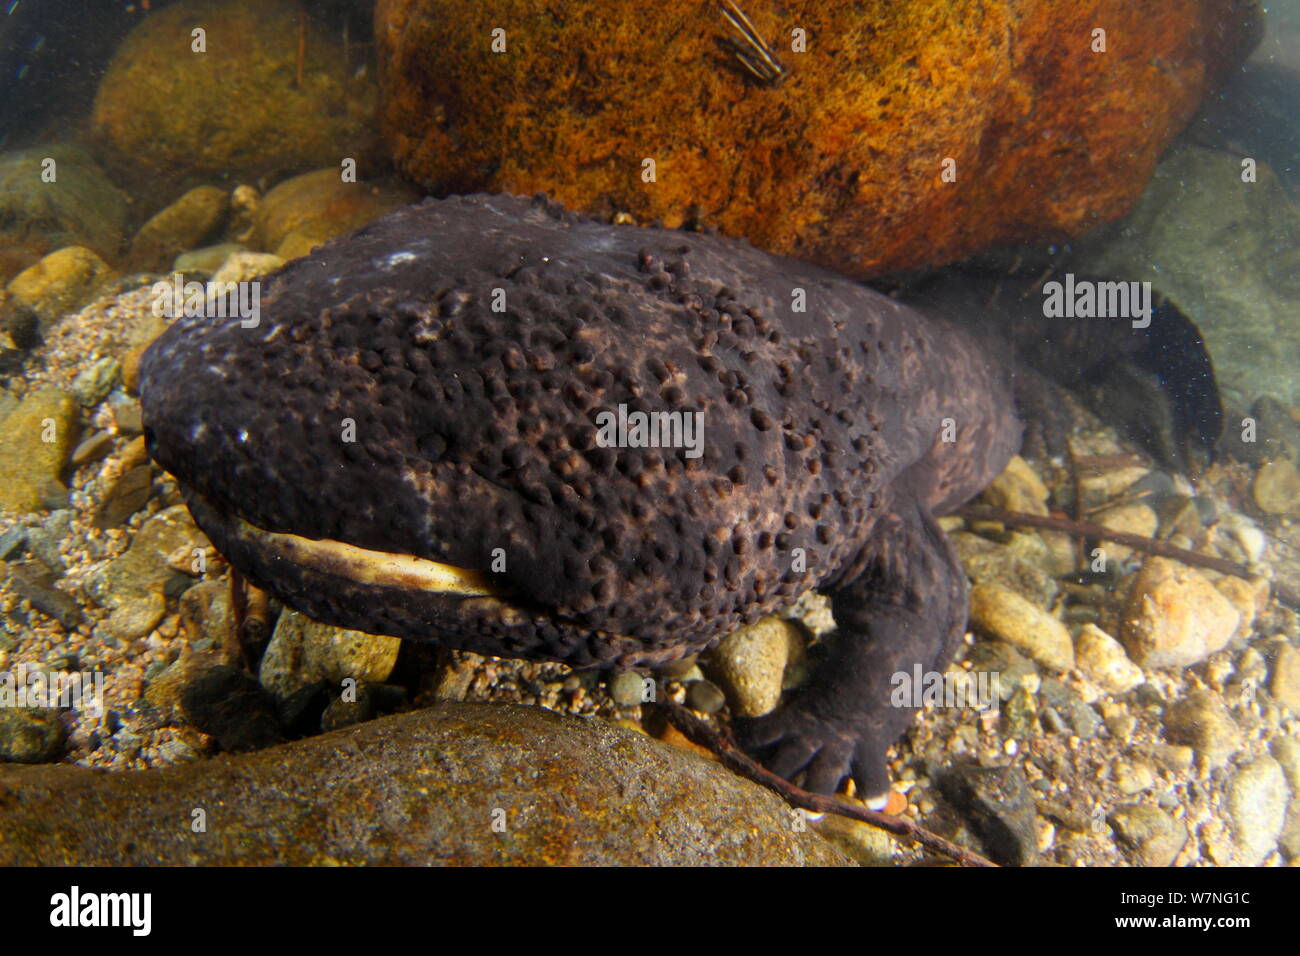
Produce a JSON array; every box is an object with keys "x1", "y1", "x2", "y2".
[
  {"x1": 6, "y1": 247, "x2": 115, "y2": 334},
  {"x1": 258, "y1": 609, "x2": 403, "y2": 702},
  {"x1": 1121, "y1": 557, "x2": 1240, "y2": 668},
  {"x1": 1077, "y1": 143, "x2": 1300, "y2": 407},
  {"x1": 0, "y1": 703, "x2": 853, "y2": 865},
  {"x1": 91, "y1": 0, "x2": 377, "y2": 186},
  {"x1": 968, "y1": 584, "x2": 1074, "y2": 672},
  {"x1": 0, "y1": 146, "x2": 127, "y2": 280},
  {"x1": 251, "y1": 168, "x2": 417, "y2": 255},
  {"x1": 378, "y1": 0, "x2": 1259, "y2": 278},
  {"x1": 0, "y1": 388, "x2": 77, "y2": 514},
  {"x1": 128, "y1": 185, "x2": 229, "y2": 271},
  {"x1": 707, "y1": 616, "x2": 801, "y2": 717}
]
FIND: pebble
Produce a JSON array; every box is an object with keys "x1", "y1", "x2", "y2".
[
  {"x1": 938, "y1": 761, "x2": 1039, "y2": 866},
  {"x1": 1271, "y1": 643, "x2": 1300, "y2": 713},
  {"x1": 1108, "y1": 804, "x2": 1187, "y2": 866},
  {"x1": 1162, "y1": 688, "x2": 1242, "y2": 769},
  {"x1": 1227, "y1": 756, "x2": 1289, "y2": 866},
  {"x1": 813, "y1": 809, "x2": 897, "y2": 866},
  {"x1": 952, "y1": 531, "x2": 1060, "y2": 608},
  {"x1": 1102, "y1": 709, "x2": 1138, "y2": 740},
  {"x1": 1000, "y1": 684, "x2": 1038, "y2": 739},
  {"x1": 178, "y1": 579, "x2": 237, "y2": 658},
  {"x1": 172, "y1": 242, "x2": 248, "y2": 275},
  {"x1": 1217, "y1": 513, "x2": 1268, "y2": 564},
  {"x1": 70, "y1": 430, "x2": 115, "y2": 467},
  {"x1": 1078, "y1": 464, "x2": 1149, "y2": 502},
  {"x1": 1120, "y1": 557, "x2": 1240, "y2": 668},
  {"x1": 128, "y1": 185, "x2": 229, "y2": 271},
  {"x1": 0, "y1": 561, "x2": 84, "y2": 631},
  {"x1": 685, "y1": 679, "x2": 726, "y2": 715},
  {"x1": 968, "y1": 584, "x2": 1074, "y2": 673},
  {"x1": 1253, "y1": 458, "x2": 1300, "y2": 515},
  {"x1": 320, "y1": 691, "x2": 375, "y2": 732},
  {"x1": 1214, "y1": 575, "x2": 1268, "y2": 642},
  {"x1": 965, "y1": 640, "x2": 1039, "y2": 699},
  {"x1": 258, "y1": 609, "x2": 403, "y2": 702},
  {"x1": 251, "y1": 167, "x2": 416, "y2": 253},
  {"x1": 26, "y1": 509, "x2": 72, "y2": 572},
  {"x1": 209, "y1": 251, "x2": 284, "y2": 284},
  {"x1": 92, "y1": 464, "x2": 153, "y2": 529},
  {"x1": 609, "y1": 670, "x2": 649, "y2": 707},
  {"x1": 707, "y1": 616, "x2": 801, "y2": 717},
  {"x1": 0, "y1": 145, "x2": 126, "y2": 275},
  {"x1": 4, "y1": 246, "x2": 115, "y2": 333},
  {"x1": 656, "y1": 654, "x2": 698, "y2": 680},
  {"x1": 85, "y1": 505, "x2": 208, "y2": 640},
  {"x1": 1272, "y1": 736, "x2": 1300, "y2": 790},
  {"x1": 1073, "y1": 622, "x2": 1144, "y2": 693},
  {"x1": 0, "y1": 526, "x2": 25, "y2": 560},
  {"x1": 1038, "y1": 677, "x2": 1102, "y2": 738},
  {"x1": 108, "y1": 394, "x2": 144, "y2": 436},
  {"x1": 71, "y1": 357, "x2": 121, "y2": 407},
  {"x1": 980, "y1": 455, "x2": 1050, "y2": 514},
  {"x1": 1148, "y1": 742, "x2": 1195, "y2": 773},
  {"x1": 1280, "y1": 800, "x2": 1300, "y2": 860},
  {"x1": 1112, "y1": 758, "x2": 1156, "y2": 795},
  {"x1": 0, "y1": 707, "x2": 66, "y2": 763},
  {"x1": 0, "y1": 388, "x2": 76, "y2": 513},
  {"x1": 178, "y1": 664, "x2": 285, "y2": 753}
]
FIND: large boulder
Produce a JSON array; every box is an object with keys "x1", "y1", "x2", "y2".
[
  {"x1": 92, "y1": 0, "x2": 377, "y2": 187},
  {"x1": 0, "y1": 146, "x2": 127, "y2": 281},
  {"x1": 0, "y1": 702, "x2": 853, "y2": 865},
  {"x1": 377, "y1": 0, "x2": 1259, "y2": 278}
]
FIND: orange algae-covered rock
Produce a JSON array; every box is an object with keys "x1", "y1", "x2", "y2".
[{"x1": 376, "y1": 0, "x2": 1260, "y2": 278}]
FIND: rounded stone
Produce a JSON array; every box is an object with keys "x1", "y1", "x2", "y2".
[
  {"x1": 1073, "y1": 623, "x2": 1144, "y2": 694},
  {"x1": 0, "y1": 389, "x2": 77, "y2": 514},
  {"x1": 968, "y1": 584, "x2": 1074, "y2": 673},
  {"x1": 129, "y1": 185, "x2": 229, "y2": 271},
  {"x1": 91, "y1": 0, "x2": 377, "y2": 186},
  {"x1": 1120, "y1": 557, "x2": 1240, "y2": 668},
  {"x1": 251, "y1": 168, "x2": 417, "y2": 254},
  {"x1": 0, "y1": 146, "x2": 127, "y2": 280},
  {"x1": 1227, "y1": 757, "x2": 1289, "y2": 866},
  {"x1": 6, "y1": 246, "x2": 115, "y2": 333},
  {"x1": 377, "y1": 0, "x2": 1258, "y2": 279},
  {"x1": 0, "y1": 703, "x2": 854, "y2": 865},
  {"x1": 708, "y1": 616, "x2": 801, "y2": 717},
  {"x1": 1254, "y1": 459, "x2": 1300, "y2": 516},
  {"x1": 258, "y1": 609, "x2": 403, "y2": 702}
]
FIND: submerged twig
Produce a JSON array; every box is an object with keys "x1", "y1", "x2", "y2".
[
  {"x1": 954, "y1": 505, "x2": 1299, "y2": 609},
  {"x1": 655, "y1": 696, "x2": 997, "y2": 867},
  {"x1": 717, "y1": 0, "x2": 787, "y2": 86}
]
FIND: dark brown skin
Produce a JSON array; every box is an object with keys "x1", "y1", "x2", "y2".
[{"x1": 140, "y1": 193, "x2": 1021, "y2": 798}]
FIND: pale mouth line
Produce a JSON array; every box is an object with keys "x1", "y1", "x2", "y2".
[{"x1": 227, "y1": 513, "x2": 503, "y2": 598}]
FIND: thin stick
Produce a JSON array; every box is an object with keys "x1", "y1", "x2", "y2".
[
  {"x1": 1068, "y1": 439, "x2": 1085, "y2": 568},
  {"x1": 954, "y1": 505, "x2": 1298, "y2": 609},
  {"x1": 296, "y1": 3, "x2": 306, "y2": 89},
  {"x1": 655, "y1": 697, "x2": 997, "y2": 867},
  {"x1": 717, "y1": 0, "x2": 787, "y2": 86}
]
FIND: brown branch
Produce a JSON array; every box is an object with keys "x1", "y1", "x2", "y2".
[
  {"x1": 954, "y1": 505, "x2": 1299, "y2": 609},
  {"x1": 654, "y1": 697, "x2": 997, "y2": 868},
  {"x1": 296, "y1": 3, "x2": 306, "y2": 89}
]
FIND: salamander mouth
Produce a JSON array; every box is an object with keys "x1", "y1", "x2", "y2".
[
  {"x1": 224, "y1": 510, "x2": 504, "y2": 599},
  {"x1": 178, "y1": 488, "x2": 687, "y2": 669}
]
